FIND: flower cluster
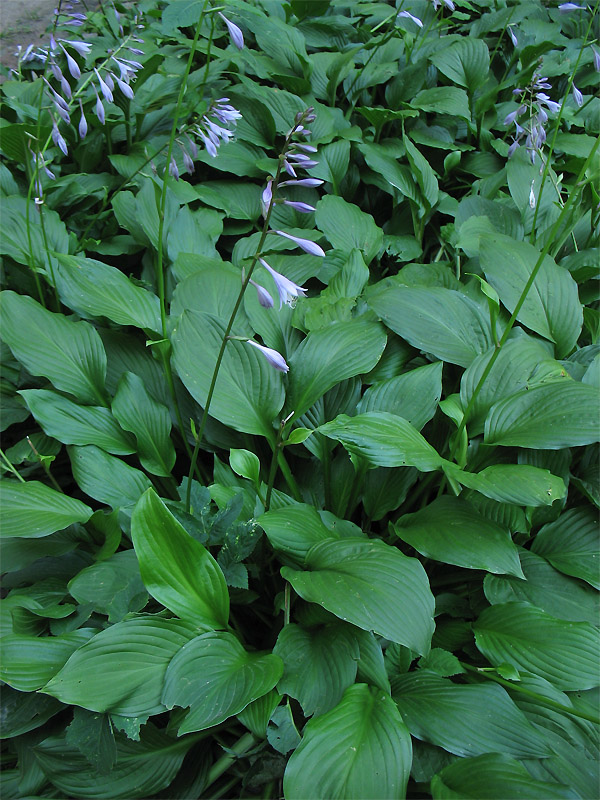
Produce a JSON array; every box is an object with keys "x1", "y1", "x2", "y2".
[
  {"x1": 396, "y1": 0, "x2": 454, "y2": 30},
  {"x1": 503, "y1": 71, "x2": 562, "y2": 165},
  {"x1": 172, "y1": 98, "x2": 243, "y2": 179},
  {"x1": 245, "y1": 107, "x2": 326, "y2": 373}
]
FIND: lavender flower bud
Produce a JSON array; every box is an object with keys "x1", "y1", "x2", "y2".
[
  {"x1": 508, "y1": 26, "x2": 518, "y2": 47},
  {"x1": 54, "y1": 100, "x2": 71, "y2": 124},
  {"x1": 529, "y1": 182, "x2": 536, "y2": 209},
  {"x1": 503, "y1": 109, "x2": 519, "y2": 127},
  {"x1": 273, "y1": 230, "x2": 325, "y2": 257},
  {"x1": 60, "y1": 38, "x2": 91, "y2": 56},
  {"x1": 593, "y1": 48, "x2": 600, "y2": 72},
  {"x1": 182, "y1": 149, "x2": 194, "y2": 175},
  {"x1": 60, "y1": 45, "x2": 81, "y2": 79},
  {"x1": 51, "y1": 121, "x2": 68, "y2": 156},
  {"x1": 283, "y1": 160, "x2": 297, "y2": 178},
  {"x1": 78, "y1": 101, "x2": 88, "y2": 139},
  {"x1": 50, "y1": 60, "x2": 64, "y2": 82},
  {"x1": 246, "y1": 340, "x2": 289, "y2": 372},
  {"x1": 262, "y1": 178, "x2": 273, "y2": 217},
  {"x1": 218, "y1": 12, "x2": 244, "y2": 50},
  {"x1": 94, "y1": 68, "x2": 113, "y2": 103},
  {"x1": 169, "y1": 157, "x2": 179, "y2": 180},
  {"x1": 278, "y1": 178, "x2": 324, "y2": 188},
  {"x1": 558, "y1": 2, "x2": 585, "y2": 10},
  {"x1": 60, "y1": 74, "x2": 72, "y2": 99},
  {"x1": 94, "y1": 90, "x2": 105, "y2": 124},
  {"x1": 397, "y1": 10, "x2": 423, "y2": 27},
  {"x1": 249, "y1": 279, "x2": 275, "y2": 308},
  {"x1": 572, "y1": 84, "x2": 583, "y2": 107},
  {"x1": 116, "y1": 76, "x2": 134, "y2": 99},
  {"x1": 282, "y1": 200, "x2": 316, "y2": 213}
]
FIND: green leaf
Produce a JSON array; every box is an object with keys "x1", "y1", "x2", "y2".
[
  {"x1": 308, "y1": 140, "x2": 351, "y2": 190},
  {"x1": 0, "y1": 480, "x2": 92, "y2": 538},
  {"x1": 357, "y1": 362, "x2": 442, "y2": 431},
  {"x1": 0, "y1": 686, "x2": 63, "y2": 739},
  {"x1": 391, "y1": 671, "x2": 551, "y2": 758},
  {"x1": 172, "y1": 311, "x2": 285, "y2": 437},
  {"x1": 532, "y1": 507, "x2": 599, "y2": 589},
  {"x1": 418, "y1": 649, "x2": 465, "y2": 678},
  {"x1": 353, "y1": 629, "x2": 391, "y2": 694},
  {"x1": 431, "y1": 753, "x2": 576, "y2": 799},
  {"x1": 284, "y1": 684, "x2": 412, "y2": 800},
  {"x1": 430, "y1": 39, "x2": 490, "y2": 92},
  {"x1": 404, "y1": 135, "x2": 439, "y2": 209},
  {"x1": 474, "y1": 603, "x2": 600, "y2": 690},
  {"x1": 229, "y1": 449, "x2": 261, "y2": 487},
  {"x1": 68, "y1": 550, "x2": 148, "y2": 623},
  {"x1": 281, "y1": 537, "x2": 434, "y2": 654},
  {"x1": 480, "y1": 235, "x2": 582, "y2": 357},
  {"x1": 69, "y1": 445, "x2": 152, "y2": 511},
  {"x1": 170, "y1": 264, "x2": 252, "y2": 335},
  {"x1": 315, "y1": 196, "x2": 383, "y2": 263},
  {"x1": 42, "y1": 616, "x2": 198, "y2": 715},
  {"x1": 112, "y1": 372, "x2": 175, "y2": 477},
  {"x1": 445, "y1": 463, "x2": 567, "y2": 506},
  {"x1": 1, "y1": 630, "x2": 95, "y2": 691},
  {"x1": 34, "y1": 723, "x2": 193, "y2": 799},
  {"x1": 394, "y1": 497, "x2": 523, "y2": 577},
  {"x1": 54, "y1": 255, "x2": 162, "y2": 334},
  {"x1": 484, "y1": 382, "x2": 599, "y2": 448},
  {"x1": 286, "y1": 320, "x2": 386, "y2": 420},
  {"x1": 411, "y1": 87, "x2": 471, "y2": 120},
  {"x1": 484, "y1": 549, "x2": 599, "y2": 625},
  {"x1": 131, "y1": 489, "x2": 229, "y2": 628},
  {"x1": 237, "y1": 689, "x2": 281, "y2": 739},
  {"x1": 19, "y1": 389, "x2": 135, "y2": 455},
  {"x1": 358, "y1": 142, "x2": 419, "y2": 202},
  {"x1": 65, "y1": 708, "x2": 117, "y2": 776},
  {"x1": 162, "y1": 631, "x2": 283, "y2": 734},
  {"x1": 368, "y1": 283, "x2": 493, "y2": 367},
  {"x1": 0, "y1": 291, "x2": 107, "y2": 405},
  {"x1": 273, "y1": 623, "x2": 359, "y2": 716},
  {"x1": 318, "y1": 412, "x2": 445, "y2": 471}
]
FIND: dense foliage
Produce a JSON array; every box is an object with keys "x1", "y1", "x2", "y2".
[{"x1": 0, "y1": 0, "x2": 598, "y2": 797}]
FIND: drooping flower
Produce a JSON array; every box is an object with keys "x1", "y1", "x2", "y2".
[
  {"x1": 249, "y1": 279, "x2": 274, "y2": 308},
  {"x1": 397, "y1": 10, "x2": 423, "y2": 27},
  {"x1": 572, "y1": 84, "x2": 584, "y2": 107},
  {"x1": 508, "y1": 26, "x2": 518, "y2": 47},
  {"x1": 282, "y1": 200, "x2": 316, "y2": 213},
  {"x1": 272, "y1": 230, "x2": 325, "y2": 257},
  {"x1": 259, "y1": 258, "x2": 307, "y2": 308},
  {"x1": 51, "y1": 120, "x2": 68, "y2": 156},
  {"x1": 262, "y1": 178, "x2": 273, "y2": 218},
  {"x1": 593, "y1": 47, "x2": 600, "y2": 72},
  {"x1": 218, "y1": 12, "x2": 244, "y2": 49},
  {"x1": 558, "y1": 2, "x2": 585, "y2": 10},
  {"x1": 94, "y1": 68, "x2": 113, "y2": 103},
  {"x1": 78, "y1": 100, "x2": 88, "y2": 139},
  {"x1": 246, "y1": 340, "x2": 289, "y2": 372}
]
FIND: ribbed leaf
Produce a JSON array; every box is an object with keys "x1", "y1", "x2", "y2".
[
  {"x1": 315, "y1": 196, "x2": 383, "y2": 263},
  {"x1": 1, "y1": 630, "x2": 95, "y2": 691},
  {"x1": 172, "y1": 310, "x2": 285, "y2": 437},
  {"x1": 162, "y1": 631, "x2": 283, "y2": 734},
  {"x1": 34, "y1": 724, "x2": 193, "y2": 800},
  {"x1": 19, "y1": 389, "x2": 135, "y2": 455},
  {"x1": 445, "y1": 463, "x2": 566, "y2": 507},
  {"x1": 131, "y1": 489, "x2": 229, "y2": 628},
  {"x1": 474, "y1": 603, "x2": 600, "y2": 690},
  {"x1": 286, "y1": 319, "x2": 386, "y2": 420},
  {"x1": 357, "y1": 362, "x2": 442, "y2": 431},
  {"x1": 532, "y1": 507, "x2": 599, "y2": 589},
  {"x1": 392, "y1": 671, "x2": 551, "y2": 758},
  {"x1": 273, "y1": 623, "x2": 359, "y2": 716},
  {"x1": 431, "y1": 753, "x2": 576, "y2": 799},
  {"x1": 480, "y1": 235, "x2": 582, "y2": 357},
  {"x1": 430, "y1": 38, "x2": 490, "y2": 91},
  {"x1": 0, "y1": 290, "x2": 107, "y2": 405},
  {"x1": 112, "y1": 372, "x2": 175, "y2": 477},
  {"x1": 0, "y1": 480, "x2": 92, "y2": 538},
  {"x1": 54, "y1": 254, "x2": 162, "y2": 333},
  {"x1": 281, "y1": 537, "x2": 435, "y2": 655},
  {"x1": 394, "y1": 497, "x2": 523, "y2": 577},
  {"x1": 319, "y1": 412, "x2": 445, "y2": 471},
  {"x1": 485, "y1": 382, "x2": 599, "y2": 448},
  {"x1": 69, "y1": 445, "x2": 152, "y2": 511},
  {"x1": 368, "y1": 284, "x2": 493, "y2": 367},
  {"x1": 42, "y1": 617, "x2": 198, "y2": 715},
  {"x1": 284, "y1": 684, "x2": 412, "y2": 800}
]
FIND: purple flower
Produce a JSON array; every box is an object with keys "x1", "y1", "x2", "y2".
[
  {"x1": 282, "y1": 200, "x2": 316, "y2": 213},
  {"x1": 78, "y1": 101, "x2": 88, "y2": 138},
  {"x1": 94, "y1": 89, "x2": 105, "y2": 123},
  {"x1": 397, "y1": 10, "x2": 423, "y2": 27},
  {"x1": 115, "y1": 75, "x2": 134, "y2": 99},
  {"x1": 558, "y1": 2, "x2": 585, "y2": 10},
  {"x1": 51, "y1": 121, "x2": 68, "y2": 156},
  {"x1": 259, "y1": 258, "x2": 307, "y2": 308},
  {"x1": 273, "y1": 230, "x2": 325, "y2": 257},
  {"x1": 246, "y1": 340, "x2": 289, "y2": 372},
  {"x1": 59, "y1": 43, "x2": 81, "y2": 78},
  {"x1": 169, "y1": 157, "x2": 179, "y2": 180},
  {"x1": 593, "y1": 47, "x2": 600, "y2": 72},
  {"x1": 249, "y1": 279, "x2": 274, "y2": 308},
  {"x1": 59, "y1": 38, "x2": 91, "y2": 57},
  {"x1": 262, "y1": 178, "x2": 273, "y2": 217},
  {"x1": 94, "y1": 68, "x2": 113, "y2": 103},
  {"x1": 508, "y1": 26, "x2": 518, "y2": 47},
  {"x1": 218, "y1": 12, "x2": 244, "y2": 49},
  {"x1": 182, "y1": 148, "x2": 194, "y2": 175},
  {"x1": 572, "y1": 84, "x2": 583, "y2": 107},
  {"x1": 279, "y1": 178, "x2": 324, "y2": 188}
]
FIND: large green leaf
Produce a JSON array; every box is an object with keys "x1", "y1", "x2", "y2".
[
  {"x1": 445, "y1": 463, "x2": 567, "y2": 507},
  {"x1": 19, "y1": 389, "x2": 135, "y2": 455},
  {"x1": 68, "y1": 550, "x2": 148, "y2": 623},
  {"x1": 54, "y1": 254, "x2": 162, "y2": 334},
  {"x1": 357, "y1": 362, "x2": 442, "y2": 431},
  {"x1": 286, "y1": 320, "x2": 386, "y2": 420},
  {"x1": 474, "y1": 603, "x2": 600, "y2": 690},
  {"x1": 162, "y1": 631, "x2": 283, "y2": 734},
  {"x1": 431, "y1": 753, "x2": 576, "y2": 799},
  {"x1": 112, "y1": 372, "x2": 175, "y2": 477},
  {"x1": 430, "y1": 39, "x2": 490, "y2": 92},
  {"x1": 367, "y1": 283, "x2": 493, "y2": 367},
  {"x1": 318, "y1": 412, "x2": 445, "y2": 471},
  {"x1": 394, "y1": 497, "x2": 523, "y2": 577},
  {"x1": 1, "y1": 630, "x2": 95, "y2": 691},
  {"x1": 0, "y1": 291, "x2": 107, "y2": 405},
  {"x1": 69, "y1": 445, "x2": 152, "y2": 511},
  {"x1": 172, "y1": 310, "x2": 285, "y2": 437},
  {"x1": 281, "y1": 537, "x2": 435, "y2": 655},
  {"x1": 284, "y1": 684, "x2": 412, "y2": 800},
  {"x1": 42, "y1": 617, "x2": 198, "y2": 715},
  {"x1": 131, "y1": 489, "x2": 229, "y2": 628},
  {"x1": 480, "y1": 235, "x2": 582, "y2": 357},
  {"x1": 315, "y1": 196, "x2": 383, "y2": 263},
  {"x1": 484, "y1": 382, "x2": 599, "y2": 448},
  {"x1": 34, "y1": 723, "x2": 194, "y2": 800},
  {"x1": 392, "y1": 671, "x2": 551, "y2": 758},
  {"x1": 532, "y1": 507, "x2": 599, "y2": 589},
  {"x1": 273, "y1": 623, "x2": 359, "y2": 716},
  {"x1": 411, "y1": 87, "x2": 470, "y2": 120},
  {"x1": 0, "y1": 480, "x2": 92, "y2": 538},
  {"x1": 484, "y1": 548, "x2": 599, "y2": 624}
]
